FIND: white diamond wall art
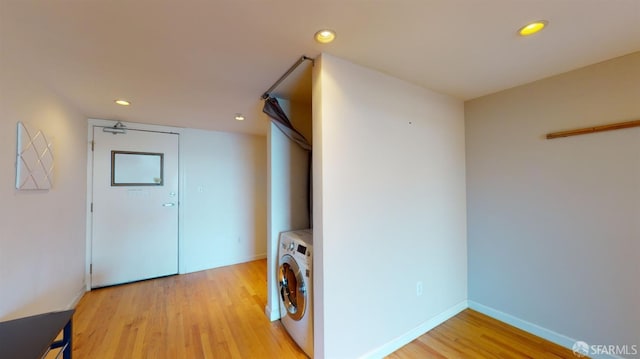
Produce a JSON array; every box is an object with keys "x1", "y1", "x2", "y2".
[{"x1": 16, "y1": 121, "x2": 54, "y2": 190}]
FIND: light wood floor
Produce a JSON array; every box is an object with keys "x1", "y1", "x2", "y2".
[
  {"x1": 66, "y1": 259, "x2": 577, "y2": 358},
  {"x1": 388, "y1": 309, "x2": 576, "y2": 358},
  {"x1": 71, "y1": 259, "x2": 305, "y2": 358}
]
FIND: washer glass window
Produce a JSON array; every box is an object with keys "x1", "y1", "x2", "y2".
[{"x1": 278, "y1": 254, "x2": 307, "y2": 321}]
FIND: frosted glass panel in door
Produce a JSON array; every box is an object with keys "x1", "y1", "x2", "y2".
[{"x1": 111, "y1": 151, "x2": 164, "y2": 186}]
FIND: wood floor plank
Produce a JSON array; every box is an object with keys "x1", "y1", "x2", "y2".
[
  {"x1": 389, "y1": 309, "x2": 579, "y2": 359},
  {"x1": 72, "y1": 260, "x2": 307, "y2": 358},
  {"x1": 69, "y1": 259, "x2": 578, "y2": 358}
]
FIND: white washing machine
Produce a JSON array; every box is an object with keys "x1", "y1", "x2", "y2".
[{"x1": 278, "y1": 229, "x2": 313, "y2": 357}]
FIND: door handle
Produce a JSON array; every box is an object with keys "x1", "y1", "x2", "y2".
[{"x1": 162, "y1": 203, "x2": 176, "y2": 207}]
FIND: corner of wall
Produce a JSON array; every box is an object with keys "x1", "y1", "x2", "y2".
[{"x1": 362, "y1": 300, "x2": 469, "y2": 358}]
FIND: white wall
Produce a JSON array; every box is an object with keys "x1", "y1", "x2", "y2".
[
  {"x1": 0, "y1": 58, "x2": 87, "y2": 320},
  {"x1": 180, "y1": 128, "x2": 267, "y2": 274},
  {"x1": 465, "y1": 52, "x2": 640, "y2": 353},
  {"x1": 313, "y1": 54, "x2": 468, "y2": 358},
  {"x1": 0, "y1": 57, "x2": 267, "y2": 321},
  {"x1": 266, "y1": 99, "x2": 312, "y2": 320}
]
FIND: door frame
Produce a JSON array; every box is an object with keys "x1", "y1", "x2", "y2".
[{"x1": 85, "y1": 119, "x2": 186, "y2": 290}]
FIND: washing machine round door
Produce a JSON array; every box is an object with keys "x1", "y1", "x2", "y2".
[{"x1": 278, "y1": 254, "x2": 307, "y2": 321}]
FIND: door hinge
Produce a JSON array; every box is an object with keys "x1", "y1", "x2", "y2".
[
  {"x1": 91, "y1": 140, "x2": 95, "y2": 151},
  {"x1": 90, "y1": 264, "x2": 93, "y2": 274},
  {"x1": 90, "y1": 202, "x2": 93, "y2": 212}
]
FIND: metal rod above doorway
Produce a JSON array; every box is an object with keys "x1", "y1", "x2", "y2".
[{"x1": 261, "y1": 55, "x2": 314, "y2": 100}]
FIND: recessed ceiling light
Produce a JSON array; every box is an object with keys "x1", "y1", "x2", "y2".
[
  {"x1": 234, "y1": 113, "x2": 245, "y2": 121},
  {"x1": 518, "y1": 20, "x2": 548, "y2": 36},
  {"x1": 114, "y1": 99, "x2": 131, "y2": 106},
  {"x1": 314, "y1": 29, "x2": 336, "y2": 44}
]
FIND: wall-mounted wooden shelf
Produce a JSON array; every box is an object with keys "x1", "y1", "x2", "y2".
[{"x1": 546, "y1": 119, "x2": 640, "y2": 139}]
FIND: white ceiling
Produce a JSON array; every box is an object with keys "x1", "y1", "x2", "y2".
[{"x1": 1, "y1": 0, "x2": 639, "y2": 135}]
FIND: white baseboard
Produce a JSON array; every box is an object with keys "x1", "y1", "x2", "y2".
[
  {"x1": 68, "y1": 285, "x2": 86, "y2": 309},
  {"x1": 361, "y1": 300, "x2": 468, "y2": 359},
  {"x1": 468, "y1": 301, "x2": 626, "y2": 359},
  {"x1": 358, "y1": 300, "x2": 626, "y2": 359},
  {"x1": 221, "y1": 253, "x2": 267, "y2": 268},
  {"x1": 246, "y1": 253, "x2": 267, "y2": 262},
  {"x1": 180, "y1": 253, "x2": 267, "y2": 274},
  {"x1": 265, "y1": 303, "x2": 281, "y2": 322}
]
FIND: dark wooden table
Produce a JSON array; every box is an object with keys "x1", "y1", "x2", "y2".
[{"x1": 0, "y1": 309, "x2": 74, "y2": 359}]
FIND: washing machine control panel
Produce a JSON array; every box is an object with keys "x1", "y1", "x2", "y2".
[{"x1": 281, "y1": 240, "x2": 312, "y2": 260}]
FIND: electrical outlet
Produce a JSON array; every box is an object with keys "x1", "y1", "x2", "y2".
[{"x1": 416, "y1": 281, "x2": 423, "y2": 297}]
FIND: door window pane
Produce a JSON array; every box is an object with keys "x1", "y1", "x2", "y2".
[{"x1": 111, "y1": 151, "x2": 164, "y2": 186}]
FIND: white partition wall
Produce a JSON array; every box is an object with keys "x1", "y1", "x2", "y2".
[{"x1": 313, "y1": 54, "x2": 468, "y2": 358}]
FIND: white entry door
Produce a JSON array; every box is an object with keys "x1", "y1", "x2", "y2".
[{"x1": 91, "y1": 125, "x2": 179, "y2": 288}]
